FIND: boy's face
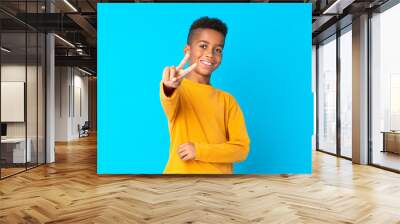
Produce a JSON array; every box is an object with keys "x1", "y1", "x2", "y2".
[{"x1": 185, "y1": 28, "x2": 225, "y2": 76}]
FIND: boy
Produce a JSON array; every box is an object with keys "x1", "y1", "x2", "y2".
[{"x1": 160, "y1": 16, "x2": 250, "y2": 174}]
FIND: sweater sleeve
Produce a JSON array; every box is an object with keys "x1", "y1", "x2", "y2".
[
  {"x1": 159, "y1": 81, "x2": 180, "y2": 122},
  {"x1": 194, "y1": 96, "x2": 250, "y2": 163}
]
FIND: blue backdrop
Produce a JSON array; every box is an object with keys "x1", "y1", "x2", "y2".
[{"x1": 97, "y1": 3, "x2": 313, "y2": 174}]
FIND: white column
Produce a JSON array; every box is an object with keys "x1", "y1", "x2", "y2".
[
  {"x1": 352, "y1": 14, "x2": 369, "y2": 164},
  {"x1": 46, "y1": 1, "x2": 55, "y2": 163}
]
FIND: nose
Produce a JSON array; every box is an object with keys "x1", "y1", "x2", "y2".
[{"x1": 205, "y1": 48, "x2": 214, "y2": 58}]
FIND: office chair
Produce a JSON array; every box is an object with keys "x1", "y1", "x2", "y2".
[{"x1": 79, "y1": 121, "x2": 90, "y2": 138}]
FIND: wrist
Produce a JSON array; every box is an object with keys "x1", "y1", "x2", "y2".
[{"x1": 163, "y1": 83, "x2": 176, "y2": 97}]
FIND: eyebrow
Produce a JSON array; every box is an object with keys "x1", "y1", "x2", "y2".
[{"x1": 197, "y1": 40, "x2": 224, "y2": 48}]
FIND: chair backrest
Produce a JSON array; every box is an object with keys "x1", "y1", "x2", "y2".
[{"x1": 82, "y1": 121, "x2": 90, "y2": 129}]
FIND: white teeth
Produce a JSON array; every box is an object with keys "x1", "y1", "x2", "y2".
[{"x1": 200, "y1": 60, "x2": 212, "y2": 66}]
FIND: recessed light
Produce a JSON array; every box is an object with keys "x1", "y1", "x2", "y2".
[
  {"x1": 1, "y1": 47, "x2": 11, "y2": 53},
  {"x1": 63, "y1": 0, "x2": 78, "y2": 12},
  {"x1": 54, "y1": 34, "x2": 75, "y2": 48},
  {"x1": 77, "y1": 67, "x2": 93, "y2": 76}
]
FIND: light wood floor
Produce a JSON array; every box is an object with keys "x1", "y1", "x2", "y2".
[
  {"x1": 1, "y1": 135, "x2": 400, "y2": 224},
  {"x1": 372, "y1": 150, "x2": 400, "y2": 171},
  {"x1": 1, "y1": 163, "x2": 44, "y2": 178},
  {"x1": 1, "y1": 167, "x2": 26, "y2": 178}
]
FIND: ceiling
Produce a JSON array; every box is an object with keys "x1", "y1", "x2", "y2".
[
  {"x1": 311, "y1": 0, "x2": 391, "y2": 43},
  {"x1": 0, "y1": 0, "x2": 395, "y2": 75},
  {"x1": 0, "y1": 0, "x2": 97, "y2": 74}
]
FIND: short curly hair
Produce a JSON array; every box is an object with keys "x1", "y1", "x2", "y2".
[{"x1": 187, "y1": 16, "x2": 228, "y2": 44}]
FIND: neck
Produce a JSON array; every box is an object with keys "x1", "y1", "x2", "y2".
[{"x1": 186, "y1": 72, "x2": 211, "y2": 85}]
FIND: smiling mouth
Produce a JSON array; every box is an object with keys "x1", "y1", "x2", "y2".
[{"x1": 199, "y1": 59, "x2": 213, "y2": 67}]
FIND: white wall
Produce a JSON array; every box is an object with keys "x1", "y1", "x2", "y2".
[
  {"x1": 1, "y1": 66, "x2": 26, "y2": 135},
  {"x1": 72, "y1": 73, "x2": 89, "y2": 138},
  {"x1": 55, "y1": 67, "x2": 89, "y2": 141},
  {"x1": 1, "y1": 65, "x2": 40, "y2": 137},
  {"x1": 55, "y1": 66, "x2": 69, "y2": 141}
]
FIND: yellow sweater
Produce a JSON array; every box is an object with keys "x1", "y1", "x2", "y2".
[{"x1": 160, "y1": 78, "x2": 250, "y2": 174}]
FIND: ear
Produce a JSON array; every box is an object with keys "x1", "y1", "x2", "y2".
[{"x1": 183, "y1": 45, "x2": 190, "y2": 54}]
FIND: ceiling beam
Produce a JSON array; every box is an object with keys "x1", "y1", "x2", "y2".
[
  {"x1": 67, "y1": 13, "x2": 97, "y2": 46},
  {"x1": 55, "y1": 55, "x2": 96, "y2": 72}
]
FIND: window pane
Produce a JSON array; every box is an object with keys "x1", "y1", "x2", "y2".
[
  {"x1": 371, "y1": 3, "x2": 400, "y2": 171},
  {"x1": 318, "y1": 36, "x2": 337, "y2": 154},
  {"x1": 340, "y1": 28, "x2": 352, "y2": 158}
]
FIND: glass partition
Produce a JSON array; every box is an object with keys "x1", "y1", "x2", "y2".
[
  {"x1": 317, "y1": 35, "x2": 337, "y2": 155},
  {"x1": 1, "y1": 30, "x2": 28, "y2": 177},
  {"x1": 0, "y1": 1, "x2": 46, "y2": 179}
]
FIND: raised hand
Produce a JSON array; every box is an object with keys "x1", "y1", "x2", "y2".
[{"x1": 162, "y1": 53, "x2": 197, "y2": 89}]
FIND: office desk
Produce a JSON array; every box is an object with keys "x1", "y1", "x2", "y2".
[
  {"x1": 381, "y1": 131, "x2": 400, "y2": 154},
  {"x1": 1, "y1": 138, "x2": 32, "y2": 163}
]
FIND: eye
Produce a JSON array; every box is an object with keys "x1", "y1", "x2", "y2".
[
  {"x1": 215, "y1": 48, "x2": 223, "y2": 54},
  {"x1": 199, "y1": 44, "x2": 207, "y2": 49}
]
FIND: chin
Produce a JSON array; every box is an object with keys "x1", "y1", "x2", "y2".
[
  {"x1": 197, "y1": 68, "x2": 214, "y2": 76},
  {"x1": 200, "y1": 72, "x2": 212, "y2": 76}
]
